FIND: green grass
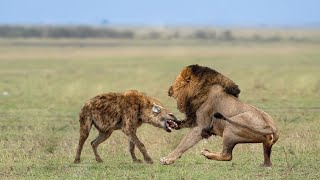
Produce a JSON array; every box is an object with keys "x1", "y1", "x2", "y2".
[{"x1": 0, "y1": 39, "x2": 320, "y2": 179}]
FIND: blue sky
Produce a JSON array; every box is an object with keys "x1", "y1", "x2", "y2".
[{"x1": 1, "y1": 0, "x2": 319, "y2": 26}]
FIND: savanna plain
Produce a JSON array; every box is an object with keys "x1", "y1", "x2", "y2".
[{"x1": 0, "y1": 34, "x2": 320, "y2": 179}]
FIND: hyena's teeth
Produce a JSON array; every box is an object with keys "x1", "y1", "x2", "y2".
[
  {"x1": 167, "y1": 120, "x2": 179, "y2": 129},
  {"x1": 174, "y1": 122, "x2": 178, "y2": 127}
]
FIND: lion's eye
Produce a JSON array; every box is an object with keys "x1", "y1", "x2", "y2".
[{"x1": 152, "y1": 105, "x2": 161, "y2": 114}]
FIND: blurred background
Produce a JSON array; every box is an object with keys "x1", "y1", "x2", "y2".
[
  {"x1": 1, "y1": 0, "x2": 320, "y2": 41},
  {"x1": 1, "y1": 0, "x2": 320, "y2": 179}
]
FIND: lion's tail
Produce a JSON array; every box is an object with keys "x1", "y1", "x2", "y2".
[{"x1": 213, "y1": 112, "x2": 274, "y2": 136}]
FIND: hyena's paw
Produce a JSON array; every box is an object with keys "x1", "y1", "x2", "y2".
[
  {"x1": 133, "y1": 159, "x2": 143, "y2": 164},
  {"x1": 73, "y1": 159, "x2": 80, "y2": 164},
  {"x1": 144, "y1": 158, "x2": 154, "y2": 164},
  {"x1": 96, "y1": 157, "x2": 103, "y2": 163}
]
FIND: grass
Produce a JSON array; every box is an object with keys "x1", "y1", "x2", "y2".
[{"x1": 0, "y1": 38, "x2": 320, "y2": 179}]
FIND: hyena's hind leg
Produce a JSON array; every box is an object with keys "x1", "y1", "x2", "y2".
[
  {"x1": 129, "y1": 140, "x2": 143, "y2": 163},
  {"x1": 91, "y1": 130, "x2": 113, "y2": 163},
  {"x1": 74, "y1": 116, "x2": 92, "y2": 163}
]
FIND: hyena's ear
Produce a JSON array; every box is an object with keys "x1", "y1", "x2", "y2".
[{"x1": 152, "y1": 103, "x2": 161, "y2": 114}]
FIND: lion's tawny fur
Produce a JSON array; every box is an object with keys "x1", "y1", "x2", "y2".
[
  {"x1": 161, "y1": 65, "x2": 278, "y2": 167},
  {"x1": 168, "y1": 64, "x2": 240, "y2": 126}
]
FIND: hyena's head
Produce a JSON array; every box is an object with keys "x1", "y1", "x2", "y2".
[{"x1": 140, "y1": 100, "x2": 180, "y2": 132}]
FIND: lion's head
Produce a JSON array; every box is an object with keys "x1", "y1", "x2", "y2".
[{"x1": 168, "y1": 64, "x2": 240, "y2": 121}]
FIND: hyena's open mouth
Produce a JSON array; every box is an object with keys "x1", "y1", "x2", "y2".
[{"x1": 164, "y1": 119, "x2": 180, "y2": 132}]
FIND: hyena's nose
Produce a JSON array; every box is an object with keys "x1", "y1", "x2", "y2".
[{"x1": 168, "y1": 113, "x2": 177, "y2": 121}]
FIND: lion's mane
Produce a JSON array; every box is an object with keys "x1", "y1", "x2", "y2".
[{"x1": 168, "y1": 64, "x2": 240, "y2": 126}]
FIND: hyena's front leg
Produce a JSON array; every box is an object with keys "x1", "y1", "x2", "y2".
[
  {"x1": 128, "y1": 140, "x2": 143, "y2": 163},
  {"x1": 127, "y1": 133, "x2": 153, "y2": 164},
  {"x1": 127, "y1": 128, "x2": 143, "y2": 163},
  {"x1": 122, "y1": 114, "x2": 153, "y2": 164}
]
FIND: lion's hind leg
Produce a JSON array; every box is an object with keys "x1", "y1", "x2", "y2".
[
  {"x1": 261, "y1": 142, "x2": 273, "y2": 167},
  {"x1": 201, "y1": 136, "x2": 236, "y2": 161},
  {"x1": 201, "y1": 149, "x2": 231, "y2": 161},
  {"x1": 260, "y1": 131, "x2": 279, "y2": 167},
  {"x1": 261, "y1": 133, "x2": 278, "y2": 167}
]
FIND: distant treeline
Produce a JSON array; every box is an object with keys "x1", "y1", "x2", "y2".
[
  {"x1": 0, "y1": 25, "x2": 134, "y2": 38},
  {"x1": 0, "y1": 25, "x2": 316, "y2": 42}
]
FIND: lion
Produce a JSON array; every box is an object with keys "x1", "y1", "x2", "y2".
[
  {"x1": 160, "y1": 65, "x2": 279, "y2": 167},
  {"x1": 74, "y1": 90, "x2": 180, "y2": 164}
]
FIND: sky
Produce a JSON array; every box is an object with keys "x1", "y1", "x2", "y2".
[{"x1": 1, "y1": 0, "x2": 320, "y2": 27}]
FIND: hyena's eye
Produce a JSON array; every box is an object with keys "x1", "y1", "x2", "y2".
[{"x1": 152, "y1": 104, "x2": 161, "y2": 114}]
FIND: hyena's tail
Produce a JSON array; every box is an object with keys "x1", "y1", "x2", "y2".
[
  {"x1": 79, "y1": 106, "x2": 93, "y2": 134},
  {"x1": 74, "y1": 106, "x2": 93, "y2": 163}
]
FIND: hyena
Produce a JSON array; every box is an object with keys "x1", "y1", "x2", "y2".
[{"x1": 74, "y1": 90, "x2": 179, "y2": 164}]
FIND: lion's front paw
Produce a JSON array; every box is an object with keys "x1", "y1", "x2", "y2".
[{"x1": 160, "y1": 157, "x2": 175, "y2": 165}]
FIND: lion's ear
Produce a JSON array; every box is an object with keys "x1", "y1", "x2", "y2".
[
  {"x1": 185, "y1": 76, "x2": 191, "y2": 83},
  {"x1": 180, "y1": 67, "x2": 192, "y2": 83},
  {"x1": 168, "y1": 86, "x2": 173, "y2": 96},
  {"x1": 180, "y1": 73, "x2": 191, "y2": 83}
]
